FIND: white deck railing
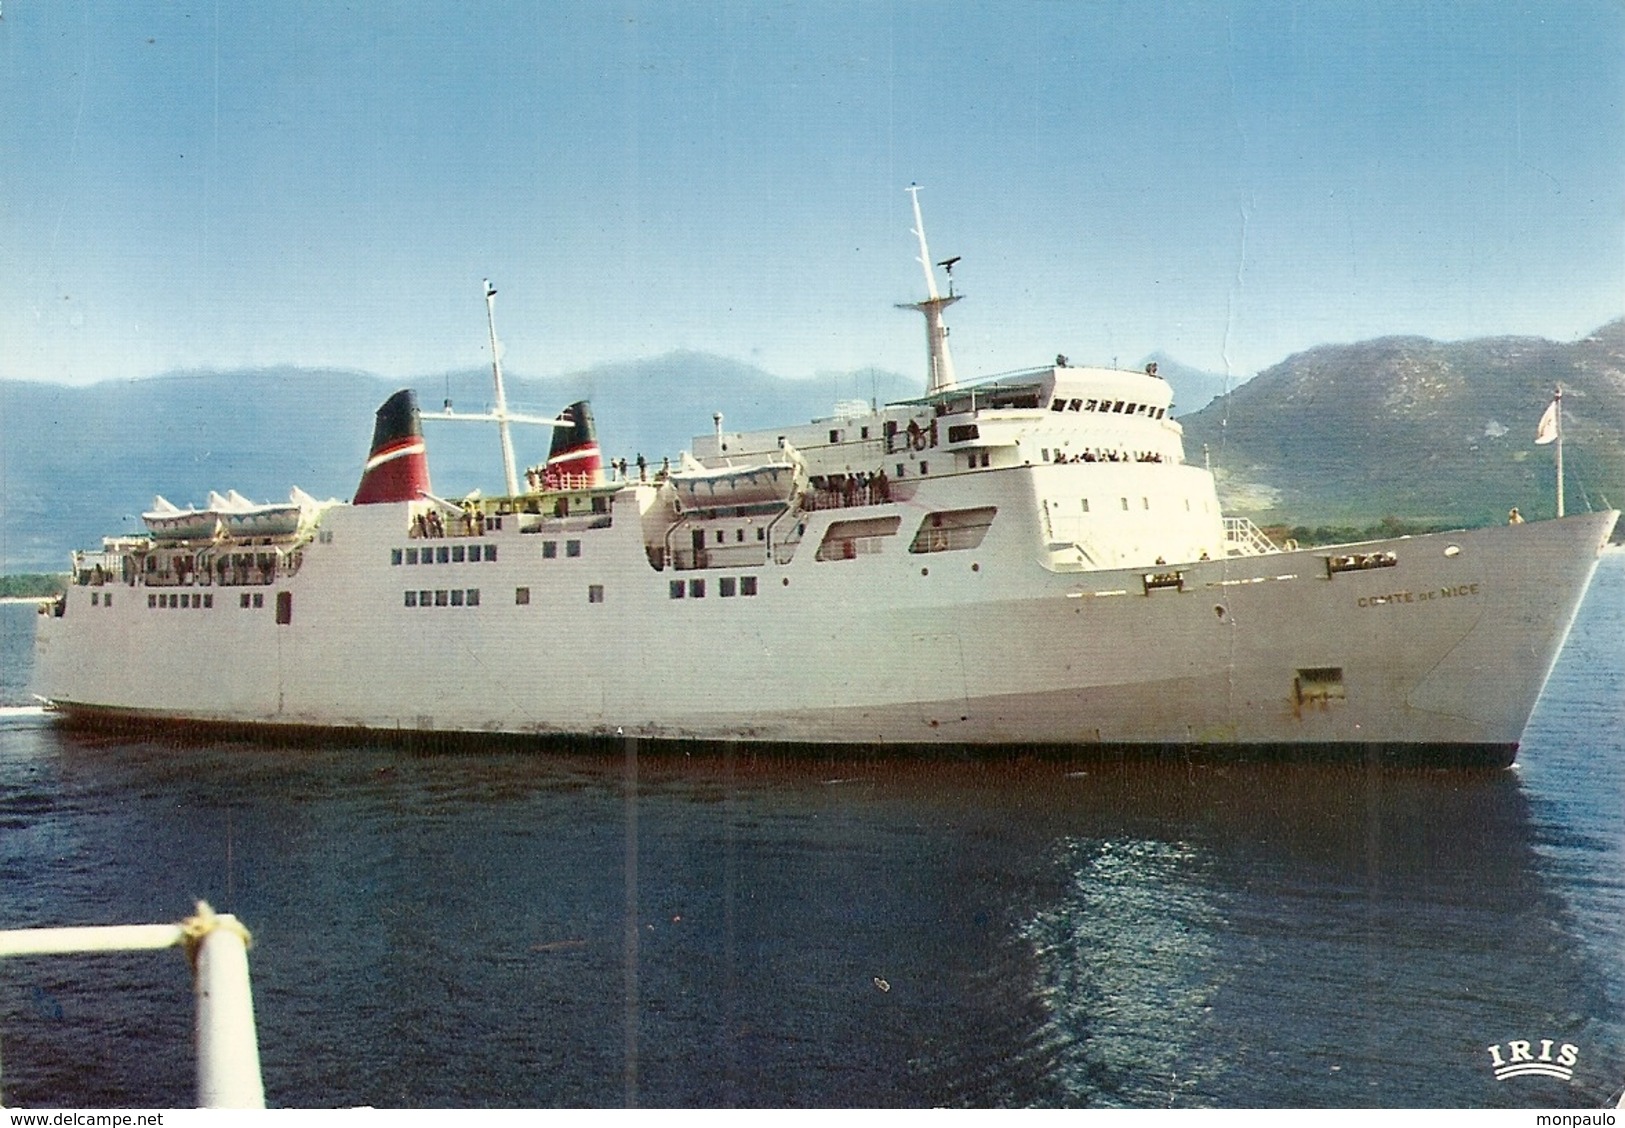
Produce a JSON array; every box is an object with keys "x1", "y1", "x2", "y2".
[{"x1": 0, "y1": 902, "x2": 265, "y2": 1108}]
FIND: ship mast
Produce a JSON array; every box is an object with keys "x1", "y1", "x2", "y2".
[
  {"x1": 482, "y1": 280, "x2": 521, "y2": 498},
  {"x1": 899, "y1": 184, "x2": 961, "y2": 395}
]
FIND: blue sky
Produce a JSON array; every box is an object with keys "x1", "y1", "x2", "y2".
[{"x1": 4, "y1": 2, "x2": 1622, "y2": 389}]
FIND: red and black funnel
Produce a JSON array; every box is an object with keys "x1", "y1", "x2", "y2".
[
  {"x1": 354, "y1": 389, "x2": 431, "y2": 504},
  {"x1": 544, "y1": 401, "x2": 602, "y2": 488}
]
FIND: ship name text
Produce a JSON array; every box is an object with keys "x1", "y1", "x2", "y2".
[{"x1": 1357, "y1": 582, "x2": 1481, "y2": 609}]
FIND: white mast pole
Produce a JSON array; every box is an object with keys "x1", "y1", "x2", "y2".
[
  {"x1": 484, "y1": 279, "x2": 520, "y2": 498},
  {"x1": 903, "y1": 185, "x2": 960, "y2": 395}
]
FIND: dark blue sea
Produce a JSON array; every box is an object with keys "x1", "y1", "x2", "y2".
[{"x1": 2, "y1": 556, "x2": 1624, "y2": 1109}]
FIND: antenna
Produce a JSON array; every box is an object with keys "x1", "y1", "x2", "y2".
[
  {"x1": 483, "y1": 279, "x2": 520, "y2": 498},
  {"x1": 898, "y1": 184, "x2": 962, "y2": 395}
]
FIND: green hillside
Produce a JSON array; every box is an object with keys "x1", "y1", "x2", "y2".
[{"x1": 1179, "y1": 320, "x2": 1625, "y2": 529}]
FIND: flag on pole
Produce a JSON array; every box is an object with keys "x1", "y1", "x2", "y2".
[{"x1": 1535, "y1": 397, "x2": 1559, "y2": 445}]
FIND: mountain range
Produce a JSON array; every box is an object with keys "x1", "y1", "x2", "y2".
[
  {"x1": 3, "y1": 323, "x2": 1621, "y2": 571},
  {"x1": 1179, "y1": 320, "x2": 1625, "y2": 530}
]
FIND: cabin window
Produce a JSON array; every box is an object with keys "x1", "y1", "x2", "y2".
[
  {"x1": 391, "y1": 549, "x2": 402, "y2": 565},
  {"x1": 816, "y1": 515, "x2": 903, "y2": 562},
  {"x1": 860, "y1": 426, "x2": 870, "y2": 439},
  {"x1": 201, "y1": 594, "x2": 209, "y2": 609},
  {"x1": 434, "y1": 590, "x2": 448, "y2": 607},
  {"x1": 543, "y1": 541, "x2": 557, "y2": 559},
  {"x1": 588, "y1": 584, "x2": 604, "y2": 604},
  {"x1": 592, "y1": 496, "x2": 609, "y2": 514},
  {"x1": 483, "y1": 545, "x2": 496, "y2": 561},
  {"x1": 716, "y1": 530, "x2": 726, "y2": 545},
  {"x1": 253, "y1": 593, "x2": 264, "y2": 609},
  {"x1": 452, "y1": 545, "x2": 465, "y2": 563},
  {"x1": 948, "y1": 424, "x2": 979, "y2": 443},
  {"x1": 405, "y1": 591, "x2": 418, "y2": 607},
  {"x1": 90, "y1": 593, "x2": 98, "y2": 606},
  {"x1": 829, "y1": 429, "x2": 841, "y2": 444},
  {"x1": 451, "y1": 589, "x2": 464, "y2": 606},
  {"x1": 566, "y1": 540, "x2": 582, "y2": 558},
  {"x1": 149, "y1": 594, "x2": 157, "y2": 608},
  {"x1": 741, "y1": 576, "x2": 758, "y2": 596},
  {"x1": 720, "y1": 577, "x2": 737, "y2": 598},
  {"x1": 908, "y1": 507, "x2": 997, "y2": 554},
  {"x1": 516, "y1": 587, "x2": 530, "y2": 605},
  {"x1": 1120, "y1": 498, "x2": 1130, "y2": 511},
  {"x1": 919, "y1": 461, "x2": 928, "y2": 475},
  {"x1": 1081, "y1": 498, "x2": 1091, "y2": 513},
  {"x1": 1143, "y1": 498, "x2": 1150, "y2": 509},
  {"x1": 405, "y1": 548, "x2": 418, "y2": 565},
  {"x1": 467, "y1": 589, "x2": 479, "y2": 607},
  {"x1": 670, "y1": 580, "x2": 685, "y2": 600},
  {"x1": 689, "y1": 579, "x2": 705, "y2": 599},
  {"x1": 1041, "y1": 449, "x2": 1050, "y2": 462},
  {"x1": 757, "y1": 528, "x2": 766, "y2": 542},
  {"x1": 238, "y1": 594, "x2": 249, "y2": 608},
  {"x1": 275, "y1": 591, "x2": 292, "y2": 625},
  {"x1": 896, "y1": 463, "x2": 906, "y2": 478},
  {"x1": 433, "y1": 546, "x2": 447, "y2": 564},
  {"x1": 419, "y1": 590, "x2": 431, "y2": 607}
]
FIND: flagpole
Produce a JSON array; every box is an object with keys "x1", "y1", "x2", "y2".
[{"x1": 1555, "y1": 386, "x2": 1564, "y2": 519}]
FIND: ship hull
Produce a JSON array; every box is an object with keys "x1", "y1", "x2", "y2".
[{"x1": 33, "y1": 481, "x2": 1616, "y2": 766}]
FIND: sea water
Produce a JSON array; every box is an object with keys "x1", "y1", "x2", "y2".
[{"x1": 0, "y1": 559, "x2": 1622, "y2": 1108}]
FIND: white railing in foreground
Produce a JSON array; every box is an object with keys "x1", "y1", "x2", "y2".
[{"x1": 0, "y1": 901, "x2": 265, "y2": 1109}]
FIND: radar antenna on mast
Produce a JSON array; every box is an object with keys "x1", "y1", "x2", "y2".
[{"x1": 898, "y1": 184, "x2": 962, "y2": 395}]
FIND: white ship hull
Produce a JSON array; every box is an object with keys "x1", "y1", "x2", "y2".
[
  {"x1": 28, "y1": 214, "x2": 1616, "y2": 767},
  {"x1": 32, "y1": 466, "x2": 1615, "y2": 766}
]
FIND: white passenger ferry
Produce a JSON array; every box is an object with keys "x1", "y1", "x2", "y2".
[{"x1": 32, "y1": 193, "x2": 1616, "y2": 766}]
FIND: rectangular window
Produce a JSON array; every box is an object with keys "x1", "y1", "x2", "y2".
[
  {"x1": 1142, "y1": 497, "x2": 1150, "y2": 510},
  {"x1": 1120, "y1": 498, "x2": 1130, "y2": 511},
  {"x1": 543, "y1": 541, "x2": 558, "y2": 559},
  {"x1": 169, "y1": 594, "x2": 179, "y2": 608},
  {"x1": 434, "y1": 590, "x2": 448, "y2": 606},
  {"x1": 253, "y1": 593, "x2": 264, "y2": 608},
  {"x1": 670, "y1": 580, "x2": 685, "y2": 599},
  {"x1": 741, "y1": 576, "x2": 758, "y2": 596},
  {"x1": 91, "y1": 592, "x2": 98, "y2": 606},
  {"x1": 735, "y1": 529, "x2": 745, "y2": 543},
  {"x1": 201, "y1": 594, "x2": 210, "y2": 609},
  {"x1": 391, "y1": 549, "x2": 403, "y2": 565},
  {"x1": 149, "y1": 594, "x2": 157, "y2": 608},
  {"x1": 689, "y1": 579, "x2": 705, "y2": 599},
  {"x1": 588, "y1": 584, "x2": 604, "y2": 604},
  {"x1": 436, "y1": 546, "x2": 450, "y2": 564},
  {"x1": 450, "y1": 589, "x2": 464, "y2": 606},
  {"x1": 566, "y1": 540, "x2": 581, "y2": 558},
  {"x1": 918, "y1": 461, "x2": 928, "y2": 475},
  {"x1": 452, "y1": 545, "x2": 466, "y2": 563},
  {"x1": 275, "y1": 591, "x2": 292, "y2": 625},
  {"x1": 829, "y1": 429, "x2": 840, "y2": 443},
  {"x1": 484, "y1": 544, "x2": 497, "y2": 562},
  {"x1": 908, "y1": 507, "x2": 998, "y2": 554},
  {"x1": 405, "y1": 548, "x2": 419, "y2": 565},
  {"x1": 467, "y1": 589, "x2": 479, "y2": 606},
  {"x1": 816, "y1": 515, "x2": 904, "y2": 561},
  {"x1": 1081, "y1": 498, "x2": 1091, "y2": 513},
  {"x1": 757, "y1": 528, "x2": 766, "y2": 541},
  {"x1": 515, "y1": 586, "x2": 530, "y2": 605},
  {"x1": 720, "y1": 577, "x2": 737, "y2": 597},
  {"x1": 420, "y1": 590, "x2": 431, "y2": 607},
  {"x1": 239, "y1": 593, "x2": 249, "y2": 608},
  {"x1": 405, "y1": 591, "x2": 418, "y2": 607},
  {"x1": 716, "y1": 530, "x2": 726, "y2": 545}
]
